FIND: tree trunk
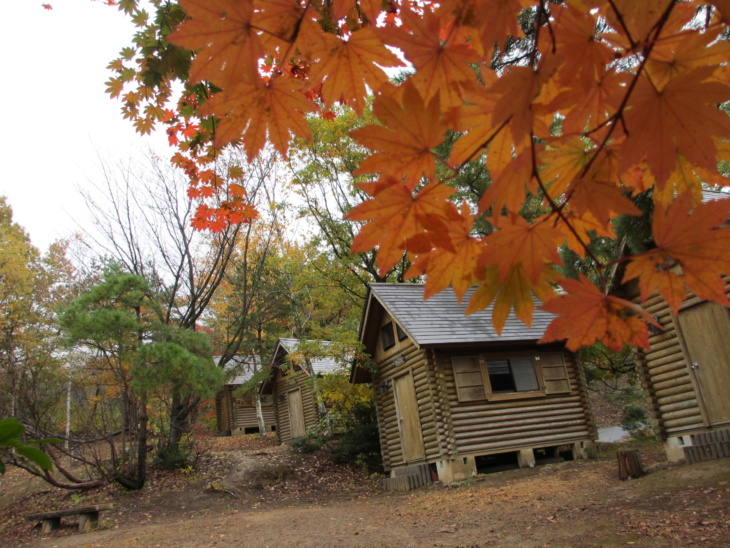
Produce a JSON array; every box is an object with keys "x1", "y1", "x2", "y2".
[
  {"x1": 253, "y1": 392, "x2": 265, "y2": 436},
  {"x1": 168, "y1": 392, "x2": 200, "y2": 453},
  {"x1": 617, "y1": 450, "x2": 645, "y2": 480}
]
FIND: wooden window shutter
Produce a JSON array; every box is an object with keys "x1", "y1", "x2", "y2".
[
  {"x1": 539, "y1": 352, "x2": 572, "y2": 394},
  {"x1": 451, "y1": 356, "x2": 487, "y2": 402}
]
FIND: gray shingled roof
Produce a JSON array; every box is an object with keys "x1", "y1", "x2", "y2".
[
  {"x1": 274, "y1": 338, "x2": 342, "y2": 375},
  {"x1": 702, "y1": 189, "x2": 730, "y2": 202},
  {"x1": 366, "y1": 284, "x2": 555, "y2": 347},
  {"x1": 215, "y1": 355, "x2": 261, "y2": 385}
]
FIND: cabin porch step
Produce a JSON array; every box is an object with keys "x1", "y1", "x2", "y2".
[
  {"x1": 382, "y1": 464, "x2": 433, "y2": 492},
  {"x1": 684, "y1": 429, "x2": 730, "y2": 464}
]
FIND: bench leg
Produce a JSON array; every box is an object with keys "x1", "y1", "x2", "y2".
[
  {"x1": 41, "y1": 517, "x2": 61, "y2": 534},
  {"x1": 78, "y1": 511, "x2": 100, "y2": 533}
]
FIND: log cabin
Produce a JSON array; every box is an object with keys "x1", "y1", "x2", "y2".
[
  {"x1": 215, "y1": 355, "x2": 275, "y2": 435},
  {"x1": 264, "y1": 338, "x2": 340, "y2": 443},
  {"x1": 351, "y1": 283, "x2": 597, "y2": 485},
  {"x1": 626, "y1": 190, "x2": 730, "y2": 463}
]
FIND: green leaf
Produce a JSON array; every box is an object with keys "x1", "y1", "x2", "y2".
[
  {"x1": 15, "y1": 446, "x2": 53, "y2": 471},
  {"x1": 0, "y1": 418, "x2": 25, "y2": 444}
]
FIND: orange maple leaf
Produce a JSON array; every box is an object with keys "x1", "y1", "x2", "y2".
[
  {"x1": 347, "y1": 179, "x2": 456, "y2": 275},
  {"x1": 405, "y1": 201, "x2": 482, "y2": 301},
  {"x1": 453, "y1": 0, "x2": 532, "y2": 56},
  {"x1": 351, "y1": 82, "x2": 447, "y2": 190},
  {"x1": 466, "y1": 264, "x2": 557, "y2": 334},
  {"x1": 378, "y1": 5, "x2": 481, "y2": 109},
  {"x1": 199, "y1": 76, "x2": 316, "y2": 159},
  {"x1": 307, "y1": 28, "x2": 405, "y2": 116},
  {"x1": 621, "y1": 67, "x2": 730, "y2": 187},
  {"x1": 540, "y1": 275, "x2": 658, "y2": 351},
  {"x1": 482, "y1": 214, "x2": 565, "y2": 285},
  {"x1": 169, "y1": 0, "x2": 260, "y2": 88},
  {"x1": 551, "y1": 5, "x2": 615, "y2": 88},
  {"x1": 622, "y1": 193, "x2": 730, "y2": 313}
]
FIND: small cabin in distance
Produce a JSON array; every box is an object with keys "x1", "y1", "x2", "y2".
[
  {"x1": 351, "y1": 283, "x2": 596, "y2": 486},
  {"x1": 627, "y1": 190, "x2": 730, "y2": 463},
  {"x1": 264, "y1": 338, "x2": 341, "y2": 443},
  {"x1": 215, "y1": 355, "x2": 275, "y2": 436}
]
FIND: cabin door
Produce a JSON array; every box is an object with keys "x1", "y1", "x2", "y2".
[
  {"x1": 393, "y1": 371, "x2": 425, "y2": 462},
  {"x1": 287, "y1": 388, "x2": 306, "y2": 438},
  {"x1": 677, "y1": 302, "x2": 730, "y2": 426}
]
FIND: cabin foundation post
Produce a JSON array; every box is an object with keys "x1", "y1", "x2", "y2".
[
  {"x1": 517, "y1": 448, "x2": 536, "y2": 468},
  {"x1": 571, "y1": 440, "x2": 594, "y2": 460},
  {"x1": 664, "y1": 435, "x2": 690, "y2": 463},
  {"x1": 435, "y1": 456, "x2": 477, "y2": 482}
]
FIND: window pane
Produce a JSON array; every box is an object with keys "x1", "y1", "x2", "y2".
[
  {"x1": 487, "y1": 359, "x2": 515, "y2": 392},
  {"x1": 512, "y1": 357, "x2": 539, "y2": 391},
  {"x1": 380, "y1": 322, "x2": 395, "y2": 350}
]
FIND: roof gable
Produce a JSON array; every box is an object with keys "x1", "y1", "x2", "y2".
[
  {"x1": 271, "y1": 338, "x2": 342, "y2": 375},
  {"x1": 361, "y1": 284, "x2": 555, "y2": 350}
]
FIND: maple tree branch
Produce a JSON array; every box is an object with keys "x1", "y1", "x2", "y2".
[
  {"x1": 607, "y1": 0, "x2": 639, "y2": 49},
  {"x1": 528, "y1": 133, "x2": 606, "y2": 291}
]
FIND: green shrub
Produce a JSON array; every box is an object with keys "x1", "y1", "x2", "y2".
[
  {"x1": 621, "y1": 402, "x2": 650, "y2": 433},
  {"x1": 328, "y1": 401, "x2": 382, "y2": 473}
]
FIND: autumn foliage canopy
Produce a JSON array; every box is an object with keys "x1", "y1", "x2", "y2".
[{"x1": 108, "y1": 0, "x2": 730, "y2": 351}]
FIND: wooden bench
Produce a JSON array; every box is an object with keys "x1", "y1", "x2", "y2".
[{"x1": 26, "y1": 503, "x2": 115, "y2": 533}]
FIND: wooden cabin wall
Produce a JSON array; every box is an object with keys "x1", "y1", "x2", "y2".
[
  {"x1": 233, "y1": 399, "x2": 275, "y2": 431},
  {"x1": 373, "y1": 313, "x2": 443, "y2": 471},
  {"x1": 435, "y1": 349, "x2": 595, "y2": 457},
  {"x1": 273, "y1": 367, "x2": 320, "y2": 442},
  {"x1": 629, "y1": 283, "x2": 730, "y2": 438},
  {"x1": 215, "y1": 387, "x2": 235, "y2": 433}
]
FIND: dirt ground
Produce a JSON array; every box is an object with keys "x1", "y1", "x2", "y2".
[{"x1": 1, "y1": 433, "x2": 729, "y2": 548}]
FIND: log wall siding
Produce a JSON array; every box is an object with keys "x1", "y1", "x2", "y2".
[
  {"x1": 628, "y1": 280, "x2": 730, "y2": 438},
  {"x1": 436, "y1": 350, "x2": 593, "y2": 457},
  {"x1": 273, "y1": 368, "x2": 320, "y2": 443},
  {"x1": 215, "y1": 387, "x2": 236, "y2": 433},
  {"x1": 234, "y1": 404, "x2": 275, "y2": 430},
  {"x1": 427, "y1": 349, "x2": 457, "y2": 458},
  {"x1": 373, "y1": 334, "x2": 437, "y2": 471}
]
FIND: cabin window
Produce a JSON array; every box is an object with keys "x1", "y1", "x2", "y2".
[
  {"x1": 380, "y1": 322, "x2": 396, "y2": 350},
  {"x1": 452, "y1": 352, "x2": 562, "y2": 402},
  {"x1": 486, "y1": 357, "x2": 540, "y2": 393},
  {"x1": 396, "y1": 323, "x2": 408, "y2": 341}
]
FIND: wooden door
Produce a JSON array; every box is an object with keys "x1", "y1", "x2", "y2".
[
  {"x1": 393, "y1": 371, "x2": 425, "y2": 462},
  {"x1": 678, "y1": 302, "x2": 730, "y2": 425},
  {"x1": 287, "y1": 388, "x2": 306, "y2": 439}
]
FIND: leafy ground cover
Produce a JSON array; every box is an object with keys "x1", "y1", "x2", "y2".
[{"x1": 1, "y1": 431, "x2": 729, "y2": 547}]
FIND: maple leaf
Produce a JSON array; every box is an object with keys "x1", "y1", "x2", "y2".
[
  {"x1": 346, "y1": 179, "x2": 456, "y2": 275},
  {"x1": 646, "y1": 27, "x2": 730, "y2": 90},
  {"x1": 622, "y1": 193, "x2": 730, "y2": 313},
  {"x1": 378, "y1": 5, "x2": 482, "y2": 109},
  {"x1": 169, "y1": 0, "x2": 260, "y2": 88},
  {"x1": 482, "y1": 214, "x2": 565, "y2": 285},
  {"x1": 621, "y1": 67, "x2": 730, "y2": 187},
  {"x1": 553, "y1": 209, "x2": 616, "y2": 259},
  {"x1": 551, "y1": 5, "x2": 615, "y2": 88},
  {"x1": 466, "y1": 264, "x2": 557, "y2": 334},
  {"x1": 351, "y1": 82, "x2": 447, "y2": 190},
  {"x1": 478, "y1": 149, "x2": 533, "y2": 215},
  {"x1": 405, "y1": 201, "x2": 482, "y2": 301},
  {"x1": 547, "y1": 68, "x2": 627, "y2": 135},
  {"x1": 447, "y1": 81, "x2": 500, "y2": 166},
  {"x1": 540, "y1": 275, "x2": 658, "y2": 352},
  {"x1": 539, "y1": 137, "x2": 593, "y2": 202},
  {"x1": 451, "y1": 0, "x2": 532, "y2": 56},
  {"x1": 307, "y1": 28, "x2": 405, "y2": 116},
  {"x1": 199, "y1": 76, "x2": 316, "y2": 159}
]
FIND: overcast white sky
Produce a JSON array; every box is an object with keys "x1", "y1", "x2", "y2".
[{"x1": 0, "y1": 1, "x2": 167, "y2": 251}]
